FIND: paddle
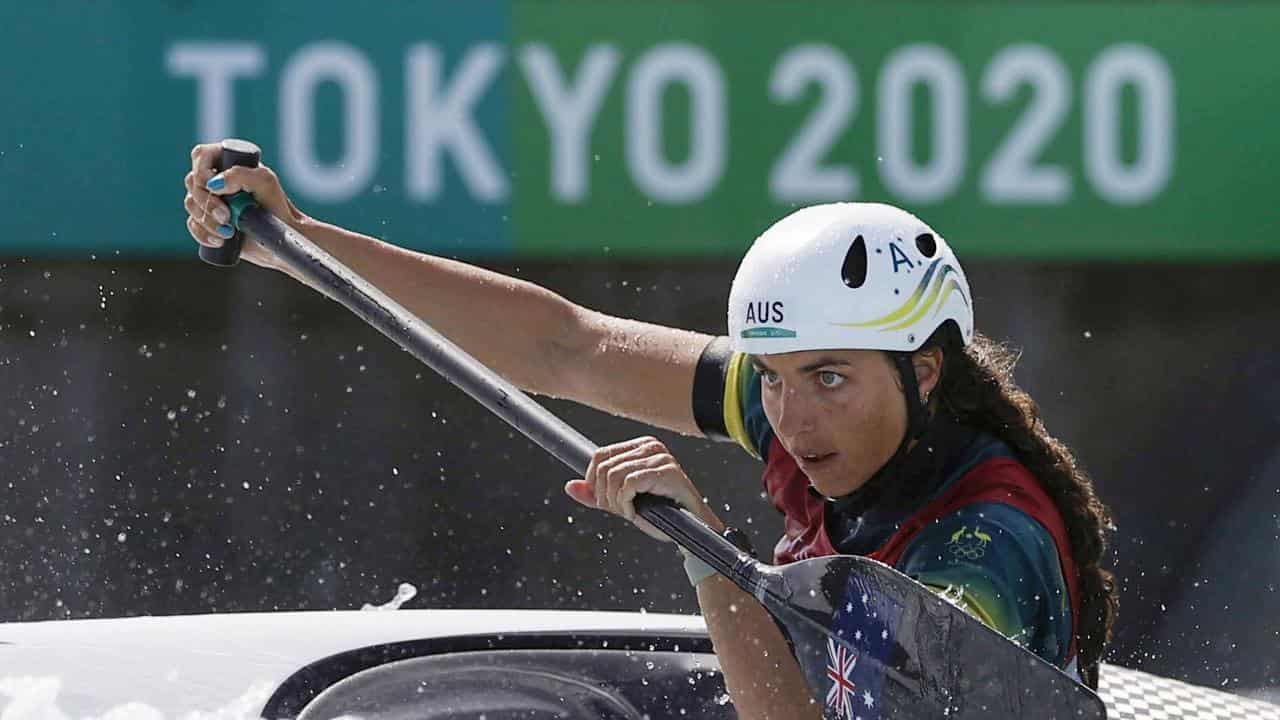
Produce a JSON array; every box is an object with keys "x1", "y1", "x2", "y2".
[{"x1": 201, "y1": 139, "x2": 1106, "y2": 719}]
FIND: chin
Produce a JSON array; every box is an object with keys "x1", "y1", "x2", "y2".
[
  {"x1": 806, "y1": 469, "x2": 867, "y2": 500},
  {"x1": 803, "y1": 468, "x2": 844, "y2": 497}
]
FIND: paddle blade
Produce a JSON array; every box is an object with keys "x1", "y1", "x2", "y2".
[{"x1": 756, "y1": 554, "x2": 1107, "y2": 719}]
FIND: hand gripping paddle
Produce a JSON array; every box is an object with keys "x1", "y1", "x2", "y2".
[
  {"x1": 202, "y1": 140, "x2": 1107, "y2": 719},
  {"x1": 197, "y1": 139, "x2": 261, "y2": 267}
]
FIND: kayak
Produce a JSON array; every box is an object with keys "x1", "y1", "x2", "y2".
[{"x1": 1, "y1": 610, "x2": 1275, "y2": 719}]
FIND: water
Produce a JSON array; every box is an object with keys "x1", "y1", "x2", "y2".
[
  {"x1": 0, "y1": 677, "x2": 273, "y2": 720},
  {"x1": 359, "y1": 582, "x2": 418, "y2": 611}
]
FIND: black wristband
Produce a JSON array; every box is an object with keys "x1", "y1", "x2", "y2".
[{"x1": 692, "y1": 336, "x2": 733, "y2": 441}]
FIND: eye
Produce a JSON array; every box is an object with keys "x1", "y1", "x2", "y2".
[
  {"x1": 759, "y1": 369, "x2": 781, "y2": 388},
  {"x1": 817, "y1": 371, "x2": 846, "y2": 388}
]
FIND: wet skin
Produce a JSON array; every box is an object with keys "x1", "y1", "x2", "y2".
[{"x1": 752, "y1": 348, "x2": 941, "y2": 498}]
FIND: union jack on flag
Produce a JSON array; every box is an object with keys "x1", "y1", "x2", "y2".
[
  {"x1": 818, "y1": 571, "x2": 899, "y2": 720},
  {"x1": 825, "y1": 638, "x2": 859, "y2": 719}
]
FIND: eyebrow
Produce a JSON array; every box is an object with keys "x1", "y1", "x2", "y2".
[{"x1": 751, "y1": 356, "x2": 853, "y2": 374}]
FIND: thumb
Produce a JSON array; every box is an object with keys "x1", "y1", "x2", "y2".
[
  {"x1": 206, "y1": 165, "x2": 292, "y2": 219},
  {"x1": 564, "y1": 479, "x2": 597, "y2": 508},
  {"x1": 207, "y1": 165, "x2": 271, "y2": 195}
]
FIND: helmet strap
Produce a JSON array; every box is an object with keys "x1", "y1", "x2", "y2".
[
  {"x1": 891, "y1": 351, "x2": 930, "y2": 448},
  {"x1": 864, "y1": 352, "x2": 930, "y2": 492}
]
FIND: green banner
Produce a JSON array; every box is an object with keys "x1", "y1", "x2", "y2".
[{"x1": 2, "y1": 2, "x2": 1277, "y2": 259}]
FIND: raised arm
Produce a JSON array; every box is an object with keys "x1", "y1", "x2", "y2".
[{"x1": 184, "y1": 142, "x2": 711, "y2": 435}]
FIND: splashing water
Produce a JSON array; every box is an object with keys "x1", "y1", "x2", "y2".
[
  {"x1": 360, "y1": 582, "x2": 418, "y2": 611},
  {"x1": 0, "y1": 676, "x2": 274, "y2": 719}
]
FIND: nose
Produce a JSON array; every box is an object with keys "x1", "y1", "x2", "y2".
[{"x1": 773, "y1": 384, "x2": 815, "y2": 437}]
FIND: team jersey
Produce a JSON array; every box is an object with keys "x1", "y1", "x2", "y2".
[{"x1": 694, "y1": 342, "x2": 1079, "y2": 671}]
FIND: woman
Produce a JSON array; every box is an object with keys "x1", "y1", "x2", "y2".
[{"x1": 183, "y1": 144, "x2": 1117, "y2": 716}]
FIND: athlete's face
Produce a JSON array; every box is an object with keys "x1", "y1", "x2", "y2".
[{"x1": 755, "y1": 349, "x2": 932, "y2": 498}]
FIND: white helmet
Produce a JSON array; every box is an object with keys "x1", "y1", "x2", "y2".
[{"x1": 728, "y1": 203, "x2": 973, "y2": 355}]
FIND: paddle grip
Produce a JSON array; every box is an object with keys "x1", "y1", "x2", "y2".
[{"x1": 198, "y1": 138, "x2": 261, "y2": 267}]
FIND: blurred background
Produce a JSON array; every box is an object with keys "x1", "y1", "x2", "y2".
[{"x1": 2, "y1": 0, "x2": 1277, "y2": 696}]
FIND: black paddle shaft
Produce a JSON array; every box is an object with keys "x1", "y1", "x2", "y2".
[{"x1": 226, "y1": 197, "x2": 762, "y2": 595}]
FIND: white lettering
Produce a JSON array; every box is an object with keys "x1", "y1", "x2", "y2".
[
  {"x1": 519, "y1": 44, "x2": 621, "y2": 203},
  {"x1": 166, "y1": 43, "x2": 265, "y2": 142},
  {"x1": 279, "y1": 42, "x2": 379, "y2": 202},
  {"x1": 405, "y1": 44, "x2": 508, "y2": 203},
  {"x1": 1084, "y1": 44, "x2": 1174, "y2": 205},
  {"x1": 981, "y1": 44, "x2": 1071, "y2": 204},
  {"x1": 769, "y1": 44, "x2": 859, "y2": 202},
  {"x1": 625, "y1": 44, "x2": 726, "y2": 204},
  {"x1": 877, "y1": 45, "x2": 966, "y2": 203}
]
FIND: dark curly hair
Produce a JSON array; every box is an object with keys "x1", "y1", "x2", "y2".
[{"x1": 931, "y1": 327, "x2": 1118, "y2": 689}]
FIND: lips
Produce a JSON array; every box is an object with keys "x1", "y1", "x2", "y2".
[{"x1": 796, "y1": 452, "x2": 837, "y2": 469}]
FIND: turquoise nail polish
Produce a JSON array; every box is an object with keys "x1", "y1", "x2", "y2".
[
  {"x1": 206, "y1": 175, "x2": 225, "y2": 191},
  {"x1": 217, "y1": 224, "x2": 234, "y2": 238}
]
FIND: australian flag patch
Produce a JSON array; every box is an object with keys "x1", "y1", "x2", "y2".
[{"x1": 822, "y1": 571, "x2": 903, "y2": 720}]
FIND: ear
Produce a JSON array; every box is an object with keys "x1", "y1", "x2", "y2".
[{"x1": 912, "y1": 346, "x2": 944, "y2": 401}]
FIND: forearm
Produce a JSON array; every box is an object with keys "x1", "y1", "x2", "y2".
[
  {"x1": 571, "y1": 438, "x2": 816, "y2": 715},
  {"x1": 271, "y1": 215, "x2": 588, "y2": 397},
  {"x1": 696, "y1": 575, "x2": 823, "y2": 720},
  {"x1": 687, "y1": 510, "x2": 819, "y2": 718}
]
